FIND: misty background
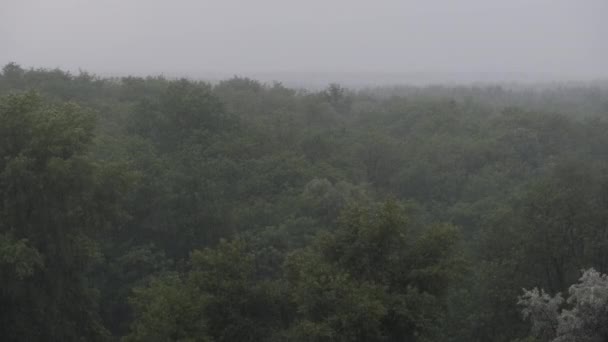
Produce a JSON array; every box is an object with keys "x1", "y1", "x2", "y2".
[{"x1": 1, "y1": 0, "x2": 607, "y2": 86}]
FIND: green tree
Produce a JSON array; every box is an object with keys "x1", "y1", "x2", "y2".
[
  {"x1": 127, "y1": 236, "x2": 290, "y2": 342},
  {"x1": 285, "y1": 201, "x2": 465, "y2": 341},
  {"x1": 0, "y1": 92, "x2": 129, "y2": 341},
  {"x1": 519, "y1": 268, "x2": 608, "y2": 342}
]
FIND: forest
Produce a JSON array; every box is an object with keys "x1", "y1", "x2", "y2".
[{"x1": 2, "y1": 62, "x2": 608, "y2": 341}]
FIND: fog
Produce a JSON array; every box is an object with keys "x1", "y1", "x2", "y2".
[{"x1": 2, "y1": 0, "x2": 607, "y2": 85}]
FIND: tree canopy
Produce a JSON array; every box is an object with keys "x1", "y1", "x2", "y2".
[{"x1": 1, "y1": 63, "x2": 608, "y2": 341}]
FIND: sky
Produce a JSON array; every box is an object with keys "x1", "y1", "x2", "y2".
[{"x1": 1, "y1": 0, "x2": 607, "y2": 83}]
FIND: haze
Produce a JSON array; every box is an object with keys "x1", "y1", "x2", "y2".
[{"x1": 2, "y1": 0, "x2": 607, "y2": 84}]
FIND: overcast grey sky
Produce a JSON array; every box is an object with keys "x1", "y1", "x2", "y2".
[{"x1": 1, "y1": 0, "x2": 606, "y2": 81}]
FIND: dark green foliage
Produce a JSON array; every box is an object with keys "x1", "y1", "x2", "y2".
[
  {"x1": 283, "y1": 202, "x2": 464, "y2": 341},
  {"x1": 2, "y1": 63, "x2": 608, "y2": 341},
  {"x1": 126, "y1": 202, "x2": 463, "y2": 341},
  {"x1": 126, "y1": 236, "x2": 291, "y2": 342},
  {"x1": 0, "y1": 91, "x2": 129, "y2": 341}
]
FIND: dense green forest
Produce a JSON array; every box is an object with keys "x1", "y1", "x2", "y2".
[{"x1": 2, "y1": 62, "x2": 608, "y2": 341}]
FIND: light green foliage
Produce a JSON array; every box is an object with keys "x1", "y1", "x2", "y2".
[
  {"x1": 519, "y1": 268, "x2": 608, "y2": 342},
  {"x1": 519, "y1": 288, "x2": 563, "y2": 341}
]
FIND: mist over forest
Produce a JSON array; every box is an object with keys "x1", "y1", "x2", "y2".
[{"x1": 2, "y1": 1, "x2": 608, "y2": 341}]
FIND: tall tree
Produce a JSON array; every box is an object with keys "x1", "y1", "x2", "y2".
[{"x1": 0, "y1": 92, "x2": 129, "y2": 341}]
